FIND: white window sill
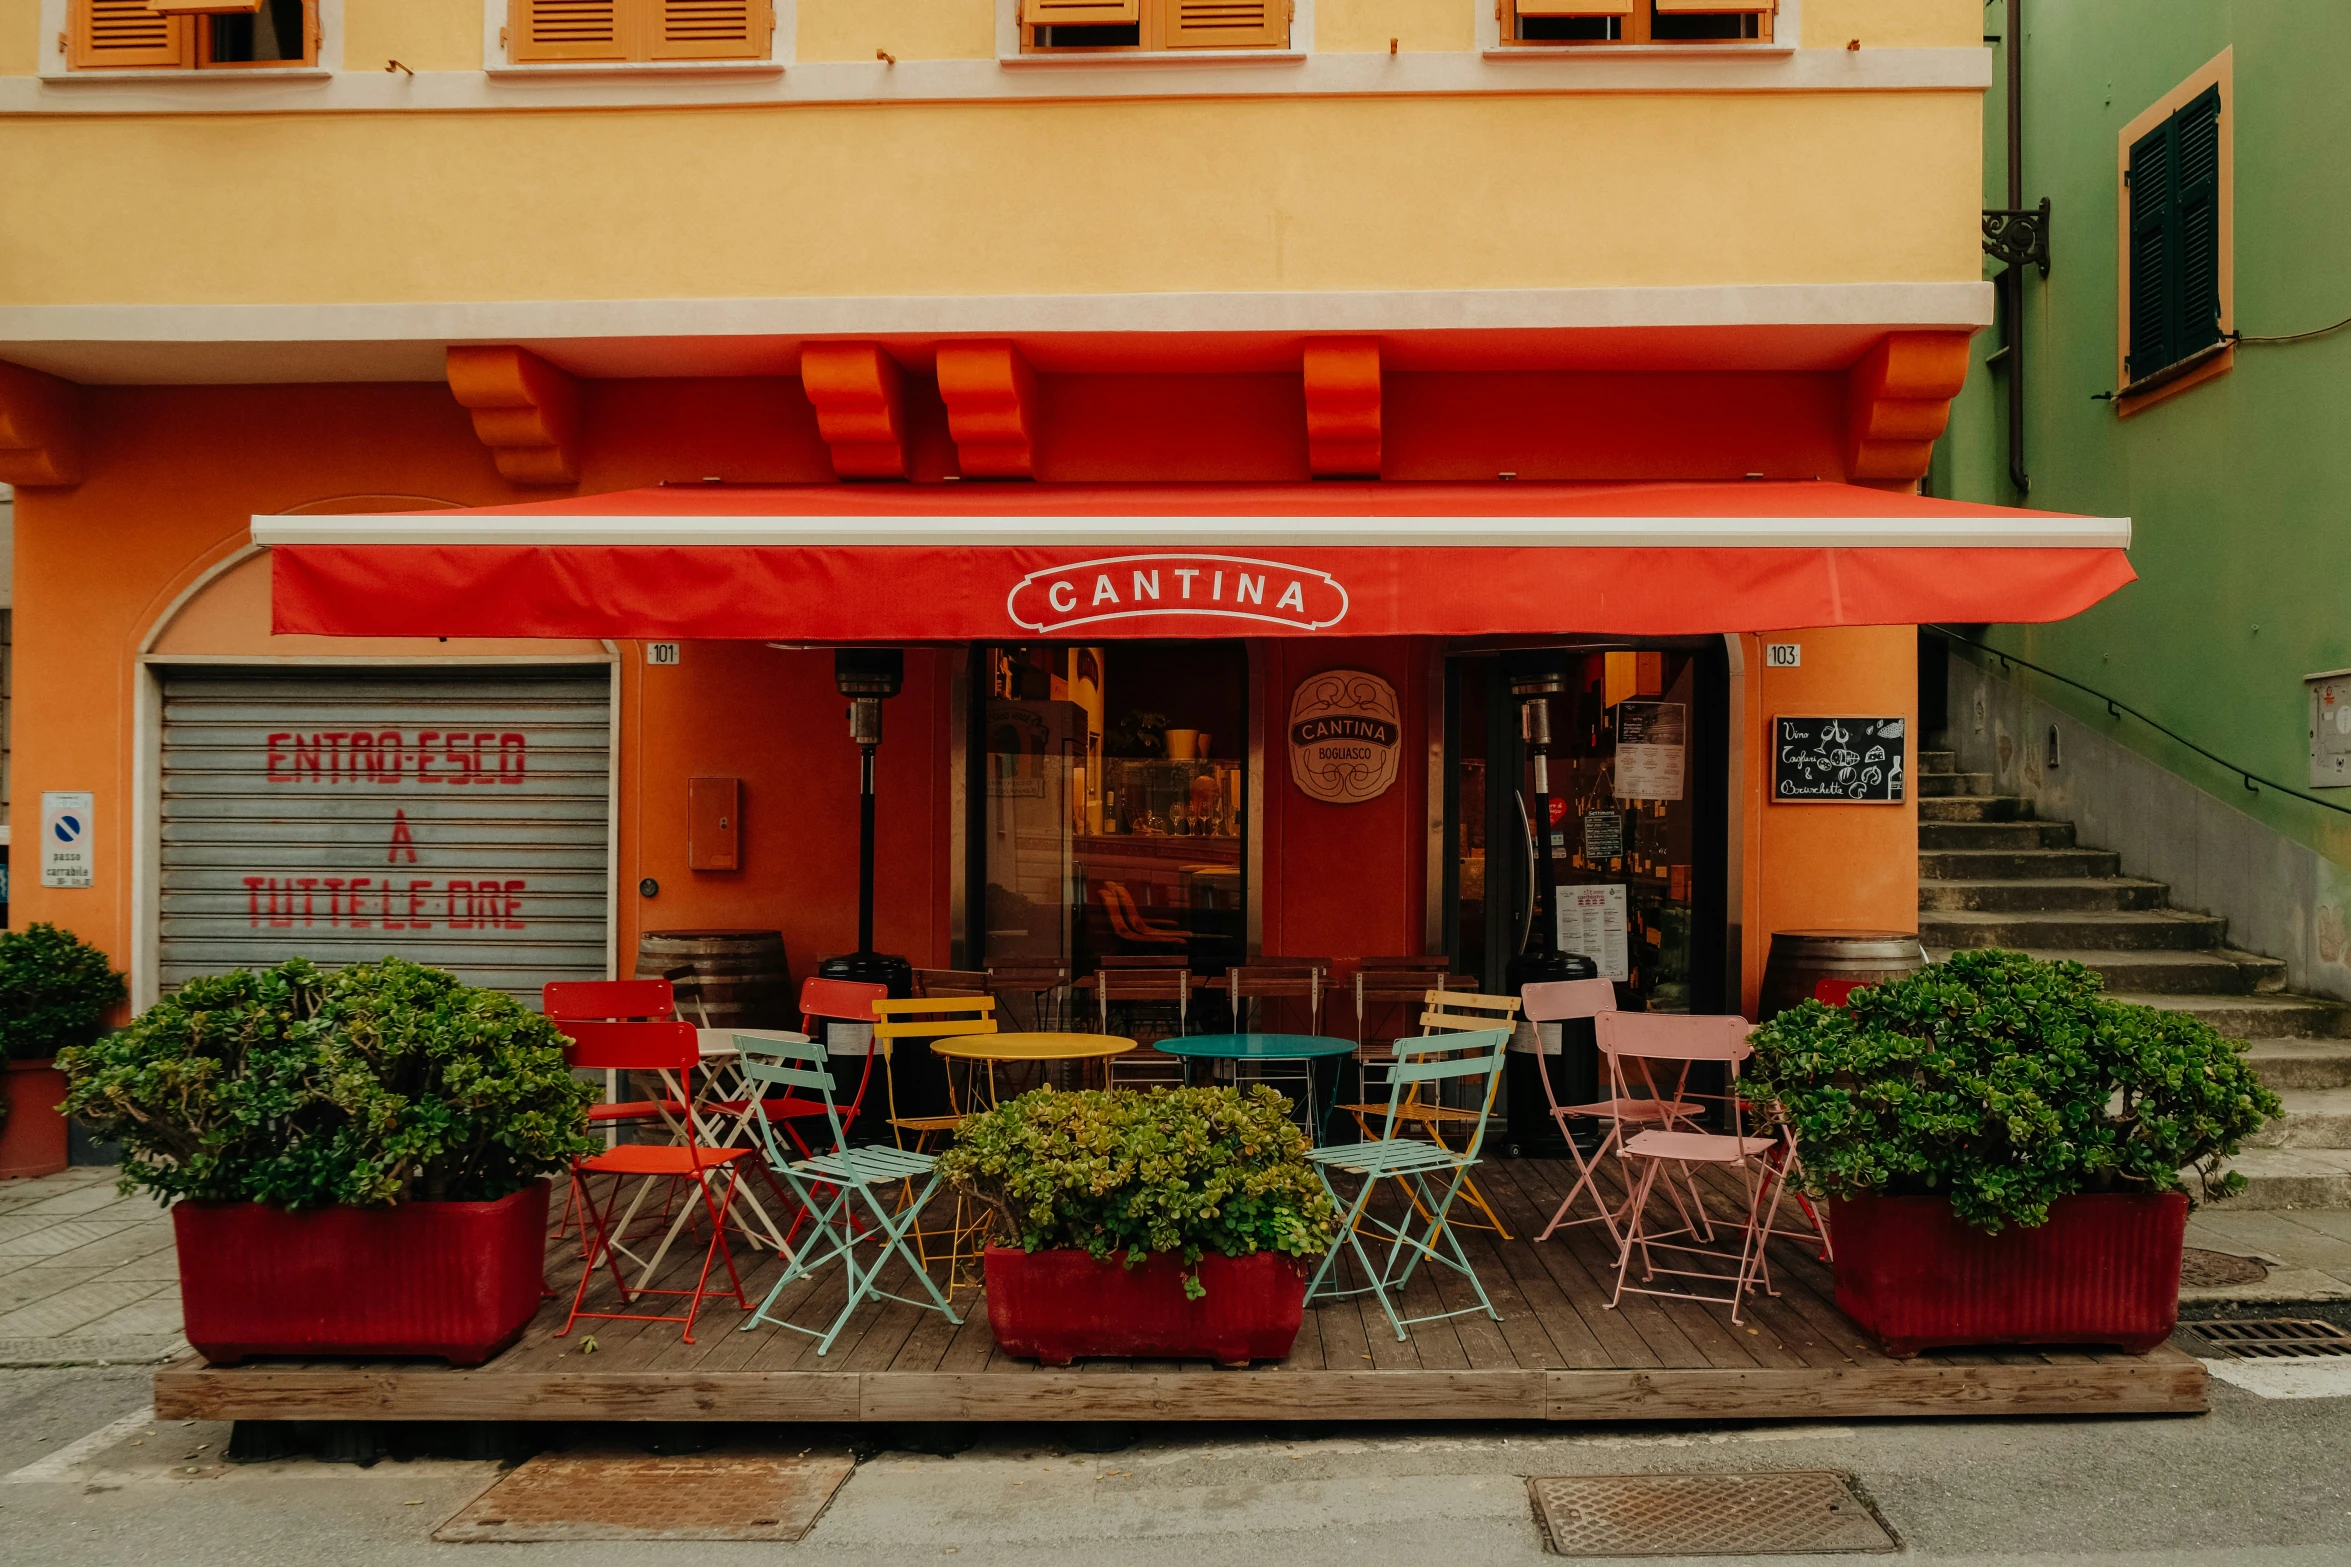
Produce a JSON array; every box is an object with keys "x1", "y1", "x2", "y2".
[
  {"x1": 39, "y1": 66, "x2": 333, "y2": 84},
  {"x1": 999, "y1": 50, "x2": 1306, "y2": 69},
  {"x1": 1481, "y1": 43, "x2": 1793, "y2": 60},
  {"x1": 484, "y1": 60, "x2": 783, "y2": 80}
]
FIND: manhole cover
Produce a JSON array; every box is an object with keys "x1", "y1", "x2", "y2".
[
  {"x1": 2180, "y1": 1248, "x2": 2268, "y2": 1288},
  {"x1": 2185, "y1": 1318, "x2": 2351, "y2": 1361},
  {"x1": 1527, "y1": 1471, "x2": 1896, "y2": 1557},
  {"x1": 435, "y1": 1450, "x2": 854, "y2": 1542}
]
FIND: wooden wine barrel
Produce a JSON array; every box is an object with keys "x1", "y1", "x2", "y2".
[
  {"x1": 634, "y1": 929, "x2": 793, "y2": 1031},
  {"x1": 1757, "y1": 930, "x2": 1927, "y2": 1021}
]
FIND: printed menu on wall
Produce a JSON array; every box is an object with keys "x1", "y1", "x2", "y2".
[
  {"x1": 1615, "y1": 701, "x2": 1687, "y2": 801},
  {"x1": 1557, "y1": 884, "x2": 1629, "y2": 981}
]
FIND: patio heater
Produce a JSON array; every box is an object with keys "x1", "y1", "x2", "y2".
[
  {"x1": 1503, "y1": 672, "x2": 1599, "y2": 1158},
  {"x1": 815, "y1": 650, "x2": 924, "y2": 1117}
]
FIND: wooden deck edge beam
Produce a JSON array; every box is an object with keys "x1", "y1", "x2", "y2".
[{"x1": 152, "y1": 1354, "x2": 2205, "y2": 1424}]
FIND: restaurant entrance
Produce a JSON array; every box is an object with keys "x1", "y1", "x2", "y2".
[
  {"x1": 1445, "y1": 641, "x2": 1731, "y2": 1129},
  {"x1": 974, "y1": 641, "x2": 1249, "y2": 983}
]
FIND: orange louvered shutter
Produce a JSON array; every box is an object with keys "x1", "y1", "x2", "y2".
[
  {"x1": 649, "y1": 0, "x2": 769, "y2": 60},
  {"x1": 510, "y1": 0, "x2": 630, "y2": 62},
  {"x1": 1653, "y1": 0, "x2": 1773, "y2": 10},
  {"x1": 1515, "y1": 0, "x2": 1630, "y2": 14},
  {"x1": 1160, "y1": 0, "x2": 1286, "y2": 48},
  {"x1": 1021, "y1": 0, "x2": 1141, "y2": 23},
  {"x1": 69, "y1": 0, "x2": 193, "y2": 68}
]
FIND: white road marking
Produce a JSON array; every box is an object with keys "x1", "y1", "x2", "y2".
[
  {"x1": 2200, "y1": 1358, "x2": 2351, "y2": 1400},
  {"x1": 5, "y1": 1405, "x2": 154, "y2": 1483}
]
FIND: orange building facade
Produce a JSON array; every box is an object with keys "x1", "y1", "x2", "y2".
[{"x1": 0, "y1": 0, "x2": 2111, "y2": 1035}]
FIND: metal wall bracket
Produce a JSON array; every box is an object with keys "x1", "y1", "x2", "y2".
[{"x1": 1983, "y1": 198, "x2": 2052, "y2": 277}]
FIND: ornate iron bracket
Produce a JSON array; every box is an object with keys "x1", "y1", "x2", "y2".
[{"x1": 1982, "y1": 198, "x2": 2052, "y2": 277}]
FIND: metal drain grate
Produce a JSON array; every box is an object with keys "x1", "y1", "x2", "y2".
[
  {"x1": 1527, "y1": 1471, "x2": 1896, "y2": 1558},
  {"x1": 434, "y1": 1451, "x2": 855, "y2": 1542},
  {"x1": 2179, "y1": 1247, "x2": 2269, "y2": 1288},
  {"x1": 2186, "y1": 1318, "x2": 2351, "y2": 1361}
]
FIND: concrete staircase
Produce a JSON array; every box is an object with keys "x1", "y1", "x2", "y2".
[{"x1": 1917, "y1": 749, "x2": 2351, "y2": 1209}]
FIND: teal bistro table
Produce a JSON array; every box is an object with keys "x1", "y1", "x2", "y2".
[{"x1": 1153, "y1": 1032, "x2": 1359, "y2": 1143}]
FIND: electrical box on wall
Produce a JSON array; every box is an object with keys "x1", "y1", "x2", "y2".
[
  {"x1": 688, "y1": 776, "x2": 742, "y2": 870},
  {"x1": 2311, "y1": 671, "x2": 2351, "y2": 789}
]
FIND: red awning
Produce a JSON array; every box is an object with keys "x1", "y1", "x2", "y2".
[{"x1": 258, "y1": 480, "x2": 2132, "y2": 641}]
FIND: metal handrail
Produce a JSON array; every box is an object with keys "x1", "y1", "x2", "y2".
[{"x1": 1925, "y1": 624, "x2": 2351, "y2": 818}]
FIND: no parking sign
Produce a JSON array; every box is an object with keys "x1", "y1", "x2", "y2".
[{"x1": 41, "y1": 791, "x2": 93, "y2": 889}]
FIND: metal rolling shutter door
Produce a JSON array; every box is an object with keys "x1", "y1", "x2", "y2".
[{"x1": 159, "y1": 667, "x2": 611, "y2": 1002}]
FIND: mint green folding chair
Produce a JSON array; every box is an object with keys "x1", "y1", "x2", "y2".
[
  {"x1": 736, "y1": 1035, "x2": 961, "y2": 1355},
  {"x1": 1303, "y1": 1025, "x2": 1512, "y2": 1341}
]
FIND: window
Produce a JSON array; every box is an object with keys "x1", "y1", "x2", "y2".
[
  {"x1": 1019, "y1": 0, "x2": 1290, "y2": 53},
  {"x1": 1503, "y1": 0, "x2": 1771, "y2": 47},
  {"x1": 2124, "y1": 84, "x2": 2224, "y2": 385},
  {"x1": 507, "y1": 0, "x2": 775, "y2": 65},
  {"x1": 68, "y1": 0, "x2": 317, "y2": 70}
]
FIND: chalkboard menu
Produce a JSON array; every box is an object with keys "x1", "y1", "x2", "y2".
[{"x1": 1773, "y1": 717, "x2": 1906, "y2": 803}]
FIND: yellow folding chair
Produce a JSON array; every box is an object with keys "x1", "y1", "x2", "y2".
[
  {"x1": 870, "y1": 995, "x2": 998, "y2": 1284},
  {"x1": 1338, "y1": 987, "x2": 1524, "y2": 1239}
]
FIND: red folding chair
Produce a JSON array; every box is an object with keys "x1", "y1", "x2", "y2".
[
  {"x1": 557, "y1": 1019, "x2": 753, "y2": 1344},
  {"x1": 706, "y1": 977, "x2": 890, "y2": 1159},
  {"x1": 544, "y1": 979, "x2": 688, "y2": 1245}
]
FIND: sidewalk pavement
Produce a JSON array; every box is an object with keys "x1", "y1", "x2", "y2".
[
  {"x1": 0, "y1": 1164, "x2": 2340, "y2": 1369},
  {"x1": 0, "y1": 1166, "x2": 186, "y2": 1367}
]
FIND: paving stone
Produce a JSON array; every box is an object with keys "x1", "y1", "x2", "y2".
[
  {"x1": 0, "y1": 1278, "x2": 168, "y2": 1338},
  {"x1": 0, "y1": 1220, "x2": 148, "y2": 1258}
]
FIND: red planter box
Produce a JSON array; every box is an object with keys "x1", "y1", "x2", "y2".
[
  {"x1": 1828, "y1": 1191, "x2": 2187, "y2": 1357},
  {"x1": 984, "y1": 1247, "x2": 1306, "y2": 1367},
  {"x1": 0, "y1": 1058, "x2": 69, "y2": 1179},
  {"x1": 175, "y1": 1180, "x2": 550, "y2": 1365}
]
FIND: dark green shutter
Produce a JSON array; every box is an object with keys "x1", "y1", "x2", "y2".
[{"x1": 2126, "y1": 83, "x2": 2223, "y2": 382}]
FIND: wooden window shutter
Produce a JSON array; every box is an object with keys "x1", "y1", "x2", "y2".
[
  {"x1": 69, "y1": 0, "x2": 193, "y2": 68},
  {"x1": 1654, "y1": 0, "x2": 1773, "y2": 11},
  {"x1": 510, "y1": 0, "x2": 630, "y2": 63},
  {"x1": 1161, "y1": 0, "x2": 1287, "y2": 49},
  {"x1": 1516, "y1": 0, "x2": 1632, "y2": 14},
  {"x1": 2172, "y1": 85, "x2": 2225, "y2": 365},
  {"x1": 650, "y1": 0, "x2": 769, "y2": 60},
  {"x1": 2126, "y1": 84, "x2": 2222, "y2": 381},
  {"x1": 1021, "y1": 0, "x2": 1141, "y2": 23}
]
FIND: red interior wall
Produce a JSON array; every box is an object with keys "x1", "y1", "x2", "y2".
[{"x1": 1258, "y1": 638, "x2": 1434, "y2": 967}]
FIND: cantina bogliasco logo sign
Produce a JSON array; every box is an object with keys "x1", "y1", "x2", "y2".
[
  {"x1": 1007, "y1": 553, "x2": 1349, "y2": 635},
  {"x1": 1287, "y1": 669, "x2": 1402, "y2": 805}
]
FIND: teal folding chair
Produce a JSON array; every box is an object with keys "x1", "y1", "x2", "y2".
[
  {"x1": 735, "y1": 1035, "x2": 962, "y2": 1355},
  {"x1": 1303, "y1": 1025, "x2": 1512, "y2": 1342}
]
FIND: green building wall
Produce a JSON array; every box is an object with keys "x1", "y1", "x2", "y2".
[{"x1": 1939, "y1": 0, "x2": 2351, "y2": 892}]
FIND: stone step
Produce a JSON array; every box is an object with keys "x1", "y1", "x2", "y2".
[
  {"x1": 1917, "y1": 877, "x2": 2169, "y2": 914},
  {"x1": 1919, "y1": 795, "x2": 2033, "y2": 823},
  {"x1": 1918, "y1": 770, "x2": 1999, "y2": 798},
  {"x1": 2205, "y1": 1148, "x2": 2351, "y2": 1210},
  {"x1": 1918, "y1": 820, "x2": 2078, "y2": 851},
  {"x1": 1918, "y1": 847, "x2": 2122, "y2": 880},
  {"x1": 1926, "y1": 946, "x2": 2284, "y2": 995},
  {"x1": 1919, "y1": 908, "x2": 2227, "y2": 952},
  {"x1": 2239, "y1": 1039, "x2": 2351, "y2": 1089},
  {"x1": 2112, "y1": 996, "x2": 2351, "y2": 1045},
  {"x1": 1919, "y1": 749, "x2": 1957, "y2": 775},
  {"x1": 2247, "y1": 1088, "x2": 2351, "y2": 1150}
]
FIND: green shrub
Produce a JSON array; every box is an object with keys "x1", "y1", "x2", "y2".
[
  {"x1": 1741, "y1": 948, "x2": 2281, "y2": 1232},
  {"x1": 59, "y1": 956, "x2": 595, "y2": 1209},
  {"x1": 937, "y1": 1085, "x2": 1338, "y2": 1297},
  {"x1": 0, "y1": 922, "x2": 126, "y2": 1063}
]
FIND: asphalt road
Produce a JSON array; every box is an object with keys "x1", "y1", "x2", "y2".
[{"x1": 1, "y1": 1365, "x2": 2344, "y2": 1566}]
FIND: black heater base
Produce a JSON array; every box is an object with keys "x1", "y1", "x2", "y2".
[{"x1": 817, "y1": 951, "x2": 922, "y2": 1136}]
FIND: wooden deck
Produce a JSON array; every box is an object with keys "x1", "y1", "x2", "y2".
[{"x1": 154, "y1": 1159, "x2": 2204, "y2": 1425}]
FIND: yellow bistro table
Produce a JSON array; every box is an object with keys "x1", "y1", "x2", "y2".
[{"x1": 929, "y1": 1031, "x2": 1138, "y2": 1104}]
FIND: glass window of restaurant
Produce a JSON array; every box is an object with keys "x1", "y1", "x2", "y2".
[
  {"x1": 974, "y1": 642, "x2": 1249, "y2": 978},
  {"x1": 1444, "y1": 643, "x2": 1729, "y2": 1017}
]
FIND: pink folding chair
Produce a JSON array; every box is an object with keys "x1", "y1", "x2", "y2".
[
  {"x1": 1599, "y1": 1011, "x2": 1787, "y2": 1324},
  {"x1": 1522, "y1": 979, "x2": 1706, "y2": 1248}
]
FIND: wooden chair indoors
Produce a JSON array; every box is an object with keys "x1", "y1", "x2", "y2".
[
  {"x1": 1099, "y1": 880, "x2": 1190, "y2": 949},
  {"x1": 1223, "y1": 961, "x2": 1331, "y2": 1120},
  {"x1": 985, "y1": 960, "x2": 1072, "y2": 1033},
  {"x1": 915, "y1": 967, "x2": 990, "y2": 998},
  {"x1": 1096, "y1": 957, "x2": 1193, "y2": 1082}
]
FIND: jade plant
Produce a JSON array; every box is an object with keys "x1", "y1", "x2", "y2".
[
  {"x1": 1741, "y1": 947, "x2": 2281, "y2": 1231},
  {"x1": 60, "y1": 956, "x2": 594, "y2": 1209},
  {"x1": 937, "y1": 1084, "x2": 1337, "y2": 1296},
  {"x1": 0, "y1": 922, "x2": 126, "y2": 1063}
]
